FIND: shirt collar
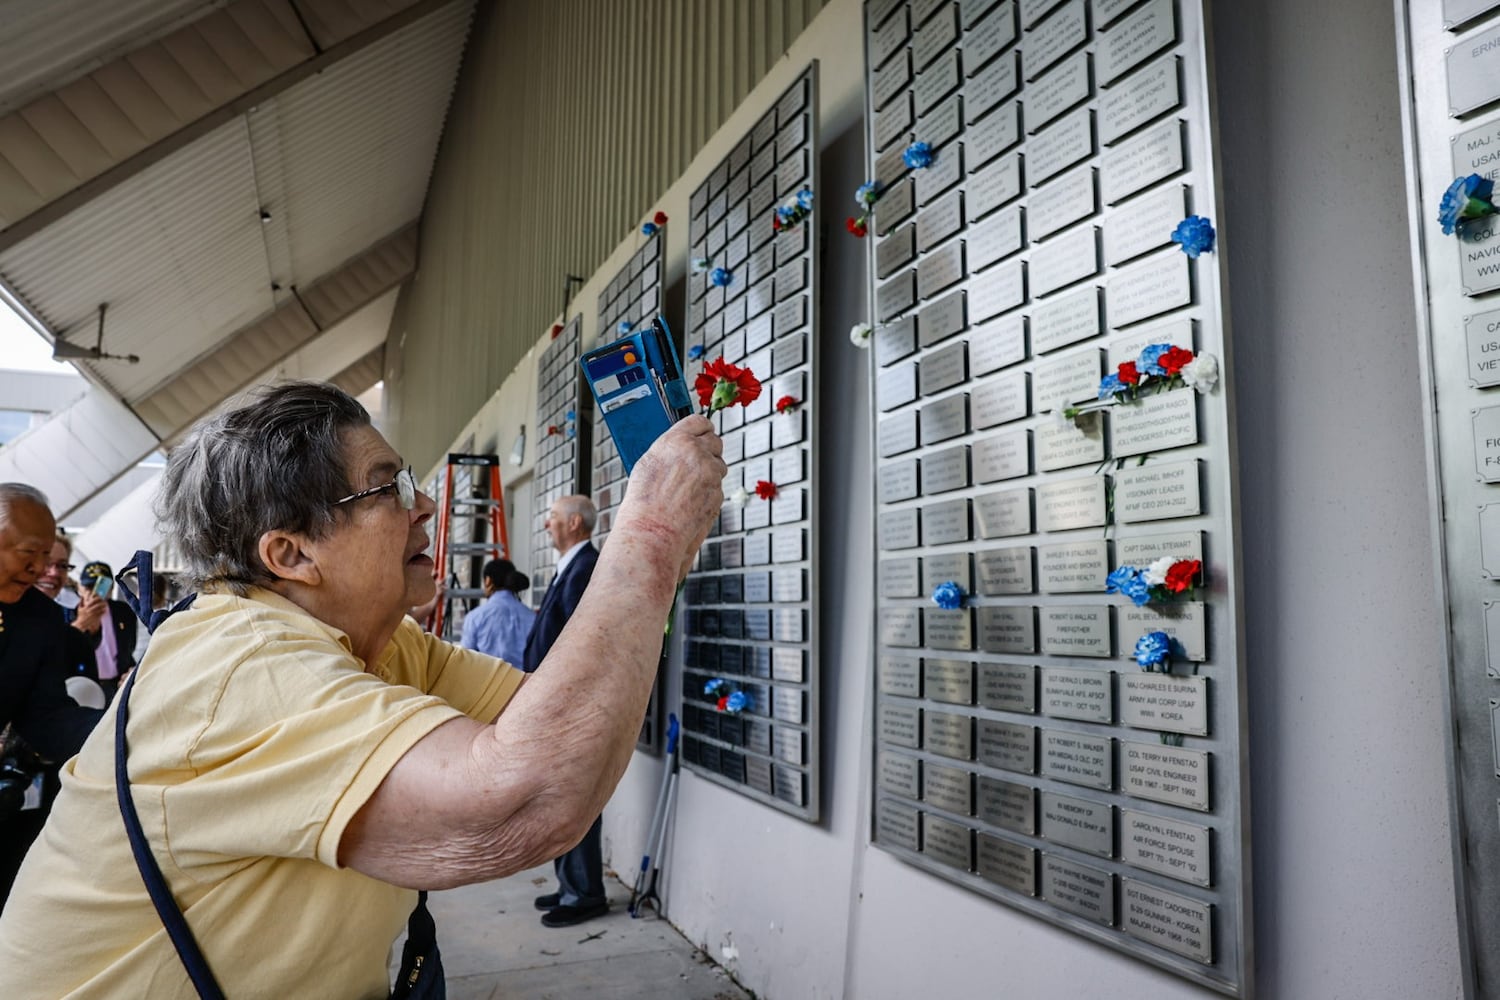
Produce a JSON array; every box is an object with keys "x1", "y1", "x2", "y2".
[{"x1": 555, "y1": 539, "x2": 590, "y2": 575}]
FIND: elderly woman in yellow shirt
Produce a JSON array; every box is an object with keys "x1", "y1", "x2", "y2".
[{"x1": 0, "y1": 381, "x2": 725, "y2": 998}]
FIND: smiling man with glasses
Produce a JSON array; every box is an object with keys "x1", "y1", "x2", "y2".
[{"x1": 0, "y1": 380, "x2": 727, "y2": 998}]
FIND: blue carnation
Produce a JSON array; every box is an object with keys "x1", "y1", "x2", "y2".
[
  {"x1": 931, "y1": 580, "x2": 964, "y2": 610},
  {"x1": 796, "y1": 188, "x2": 814, "y2": 211},
  {"x1": 1439, "y1": 173, "x2": 1496, "y2": 235},
  {"x1": 618, "y1": 320, "x2": 633, "y2": 334},
  {"x1": 1137, "y1": 343, "x2": 1172, "y2": 377},
  {"x1": 1098, "y1": 373, "x2": 1127, "y2": 399},
  {"x1": 1134, "y1": 631, "x2": 1173, "y2": 670},
  {"x1": 641, "y1": 221, "x2": 658, "y2": 236},
  {"x1": 565, "y1": 409, "x2": 576, "y2": 421},
  {"x1": 726, "y1": 690, "x2": 750, "y2": 713},
  {"x1": 776, "y1": 205, "x2": 794, "y2": 224},
  {"x1": 710, "y1": 267, "x2": 734, "y2": 287},
  {"x1": 704, "y1": 678, "x2": 727, "y2": 697},
  {"x1": 903, "y1": 141, "x2": 935, "y2": 170},
  {"x1": 687, "y1": 344, "x2": 705, "y2": 361},
  {"x1": 1170, "y1": 216, "x2": 1216, "y2": 258},
  {"x1": 1106, "y1": 566, "x2": 1140, "y2": 595},
  {"x1": 855, "y1": 181, "x2": 882, "y2": 206}
]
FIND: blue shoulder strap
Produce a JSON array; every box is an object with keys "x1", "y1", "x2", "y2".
[{"x1": 115, "y1": 550, "x2": 195, "y2": 634}]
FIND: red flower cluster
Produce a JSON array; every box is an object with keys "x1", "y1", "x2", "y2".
[
  {"x1": 846, "y1": 217, "x2": 868, "y2": 238},
  {"x1": 717, "y1": 695, "x2": 730, "y2": 710},
  {"x1": 1163, "y1": 559, "x2": 1202, "y2": 594},
  {"x1": 653, "y1": 210, "x2": 668, "y2": 226},
  {"x1": 755, "y1": 480, "x2": 778, "y2": 501},
  {"x1": 550, "y1": 323, "x2": 563, "y2": 339},
  {"x1": 1118, "y1": 361, "x2": 1140, "y2": 385},
  {"x1": 1158, "y1": 346, "x2": 1194, "y2": 376},
  {"x1": 775, "y1": 395, "x2": 800, "y2": 413},
  {"x1": 695, "y1": 357, "x2": 763, "y2": 413},
  {"x1": 546, "y1": 425, "x2": 560, "y2": 436}
]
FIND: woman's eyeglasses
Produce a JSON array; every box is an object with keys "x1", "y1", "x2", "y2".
[{"x1": 332, "y1": 467, "x2": 417, "y2": 511}]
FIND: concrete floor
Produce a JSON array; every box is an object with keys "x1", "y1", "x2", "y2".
[{"x1": 413, "y1": 864, "x2": 752, "y2": 1000}]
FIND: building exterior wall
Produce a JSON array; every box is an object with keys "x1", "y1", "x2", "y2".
[{"x1": 390, "y1": 0, "x2": 1465, "y2": 996}]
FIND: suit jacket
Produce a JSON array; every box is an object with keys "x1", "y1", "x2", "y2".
[
  {"x1": 59, "y1": 598, "x2": 137, "y2": 681},
  {"x1": 0, "y1": 589, "x2": 102, "y2": 762},
  {"x1": 522, "y1": 543, "x2": 598, "y2": 674}
]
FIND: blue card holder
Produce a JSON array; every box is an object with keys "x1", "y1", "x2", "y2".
[{"x1": 581, "y1": 317, "x2": 695, "y2": 474}]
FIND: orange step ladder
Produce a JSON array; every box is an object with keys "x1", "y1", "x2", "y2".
[{"x1": 430, "y1": 453, "x2": 509, "y2": 641}]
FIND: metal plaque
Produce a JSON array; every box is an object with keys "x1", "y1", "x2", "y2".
[
  {"x1": 877, "y1": 177, "x2": 916, "y2": 234},
  {"x1": 1041, "y1": 729, "x2": 1115, "y2": 790},
  {"x1": 1042, "y1": 853, "x2": 1116, "y2": 925},
  {"x1": 923, "y1": 552, "x2": 974, "y2": 594},
  {"x1": 1100, "y1": 55, "x2": 1182, "y2": 145},
  {"x1": 773, "y1": 525, "x2": 806, "y2": 562},
  {"x1": 979, "y1": 604, "x2": 1038, "y2": 653},
  {"x1": 879, "y1": 222, "x2": 917, "y2": 280},
  {"x1": 926, "y1": 657, "x2": 976, "y2": 704},
  {"x1": 1476, "y1": 405, "x2": 1500, "y2": 482},
  {"x1": 1028, "y1": 51, "x2": 1092, "y2": 132},
  {"x1": 1019, "y1": 0, "x2": 1066, "y2": 27},
  {"x1": 920, "y1": 288, "x2": 969, "y2": 346},
  {"x1": 1115, "y1": 530, "x2": 1203, "y2": 568},
  {"x1": 1094, "y1": 0, "x2": 1138, "y2": 25},
  {"x1": 916, "y1": 48, "x2": 963, "y2": 114},
  {"x1": 1038, "y1": 538, "x2": 1110, "y2": 592},
  {"x1": 1121, "y1": 808, "x2": 1212, "y2": 888},
  {"x1": 1113, "y1": 459, "x2": 1201, "y2": 522},
  {"x1": 970, "y1": 312, "x2": 1029, "y2": 374},
  {"x1": 1459, "y1": 216, "x2": 1500, "y2": 296},
  {"x1": 921, "y1": 444, "x2": 972, "y2": 493},
  {"x1": 875, "y1": 49, "x2": 913, "y2": 110},
  {"x1": 1024, "y1": 0, "x2": 1088, "y2": 80},
  {"x1": 917, "y1": 189, "x2": 965, "y2": 251},
  {"x1": 1110, "y1": 386, "x2": 1199, "y2": 457},
  {"x1": 881, "y1": 556, "x2": 923, "y2": 598},
  {"x1": 921, "y1": 341, "x2": 970, "y2": 394},
  {"x1": 1483, "y1": 505, "x2": 1500, "y2": 578},
  {"x1": 924, "y1": 496, "x2": 974, "y2": 543},
  {"x1": 969, "y1": 259, "x2": 1028, "y2": 321},
  {"x1": 774, "y1": 725, "x2": 806, "y2": 764},
  {"x1": 973, "y1": 425, "x2": 1031, "y2": 482},
  {"x1": 969, "y1": 104, "x2": 1024, "y2": 174},
  {"x1": 1040, "y1": 605, "x2": 1113, "y2": 657},
  {"x1": 1041, "y1": 791, "x2": 1115, "y2": 857},
  {"x1": 969, "y1": 149, "x2": 1024, "y2": 216},
  {"x1": 968, "y1": 0, "x2": 1020, "y2": 69},
  {"x1": 880, "y1": 507, "x2": 922, "y2": 549},
  {"x1": 922, "y1": 813, "x2": 974, "y2": 870},
  {"x1": 977, "y1": 545, "x2": 1035, "y2": 594},
  {"x1": 1031, "y1": 164, "x2": 1098, "y2": 240},
  {"x1": 1031, "y1": 225, "x2": 1101, "y2": 297},
  {"x1": 971, "y1": 369, "x2": 1031, "y2": 428},
  {"x1": 877, "y1": 797, "x2": 921, "y2": 851},
  {"x1": 1119, "y1": 601, "x2": 1208, "y2": 662},
  {"x1": 875, "y1": 92, "x2": 914, "y2": 151},
  {"x1": 1098, "y1": 0, "x2": 1177, "y2": 84},
  {"x1": 1465, "y1": 308, "x2": 1500, "y2": 387},
  {"x1": 1109, "y1": 248, "x2": 1192, "y2": 328},
  {"x1": 977, "y1": 777, "x2": 1038, "y2": 834},
  {"x1": 879, "y1": 654, "x2": 923, "y2": 696},
  {"x1": 913, "y1": 3, "x2": 960, "y2": 69},
  {"x1": 1105, "y1": 182, "x2": 1186, "y2": 265},
  {"x1": 881, "y1": 410, "x2": 920, "y2": 456},
  {"x1": 878, "y1": 362, "x2": 919, "y2": 411},
  {"x1": 879, "y1": 750, "x2": 922, "y2": 797},
  {"x1": 976, "y1": 486, "x2": 1034, "y2": 537},
  {"x1": 1036, "y1": 414, "x2": 1107, "y2": 471},
  {"x1": 880, "y1": 701, "x2": 923, "y2": 748},
  {"x1": 876, "y1": 314, "x2": 919, "y2": 365},
  {"x1": 1102, "y1": 118, "x2": 1185, "y2": 204},
  {"x1": 1445, "y1": 0, "x2": 1500, "y2": 27},
  {"x1": 925, "y1": 710, "x2": 975, "y2": 759},
  {"x1": 1032, "y1": 343, "x2": 1102, "y2": 411},
  {"x1": 1030, "y1": 108, "x2": 1096, "y2": 186},
  {"x1": 967, "y1": 49, "x2": 1021, "y2": 122},
  {"x1": 1122, "y1": 740, "x2": 1210, "y2": 811},
  {"x1": 962, "y1": 0, "x2": 1006, "y2": 29},
  {"x1": 977, "y1": 718, "x2": 1037, "y2": 772},
  {"x1": 970, "y1": 205, "x2": 1026, "y2": 270},
  {"x1": 1042, "y1": 666, "x2": 1115, "y2": 722},
  {"x1": 916, "y1": 142, "x2": 966, "y2": 204},
  {"x1": 1446, "y1": 22, "x2": 1500, "y2": 116},
  {"x1": 978, "y1": 833, "x2": 1039, "y2": 893},
  {"x1": 1037, "y1": 475, "x2": 1108, "y2": 531},
  {"x1": 879, "y1": 270, "x2": 918, "y2": 323},
  {"x1": 926, "y1": 608, "x2": 976, "y2": 650},
  {"x1": 1121, "y1": 673, "x2": 1209, "y2": 736},
  {"x1": 924, "y1": 760, "x2": 976, "y2": 814},
  {"x1": 920, "y1": 94, "x2": 965, "y2": 151},
  {"x1": 979, "y1": 660, "x2": 1037, "y2": 712},
  {"x1": 1453, "y1": 115, "x2": 1500, "y2": 178},
  {"x1": 1121, "y1": 878, "x2": 1213, "y2": 964},
  {"x1": 1032, "y1": 285, "x2": 1103, "y2": 354},
  {"x1": 881, "y1": 606, "x2": 924, "y2": 648}
]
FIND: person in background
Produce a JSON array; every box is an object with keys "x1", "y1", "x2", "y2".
[
  {"x1": 34, "y1": 531, "x2": 100, "y2": 681},
  {"x1": 73, "y1": 562, "x2": 135, "y2": 699},
  {"x1": 523, "y1": 494, "x2": 607, "y2": 928},
  {"x1": 460, "y1": 558, "x2": 535, "y2": 667},
  {"x1": 0, "y1": 485, "x2": 104, "y2": 903}
]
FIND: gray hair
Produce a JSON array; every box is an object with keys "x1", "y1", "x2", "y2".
[
  {"x1": 0, "y1": 483, "x2": 50, "y2": 522},
  {"x1": 156, "y1": 381, "x2": 371, "y2": 594},
  {"x1": 555, "y1": 494, "x2": 597, "y2": 532}
]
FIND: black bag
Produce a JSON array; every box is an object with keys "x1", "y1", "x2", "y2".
[{"x1": 115, "y1": 651, "x2": 445, "y2": 998}]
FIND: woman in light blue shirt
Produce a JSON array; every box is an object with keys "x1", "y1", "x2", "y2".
[{"x1": 460, "y1": 558, "x2": 537, "y2": 668}]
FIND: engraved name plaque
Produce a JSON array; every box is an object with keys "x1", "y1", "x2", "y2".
[
  {"x1": 1119, "y1": 601, "x2": 1207, "y2": 662},
  {"x1": 1031, "y1": 225, "x2": 1100, "y2": 297},
  {"x1": 877, "y1": 797, "x2": 921, "y2": 851},
  {"x1": 967, "y1": 0, "x2": 1019, "y2": 67},
  {"x1": 1116, "y1": 530, "x2": 1203, "y2": 567},
  {"x1": 976, "y1": 487, "x2": 1033, "y2": 537},
  {"x1": 977, "y1": 718, "x2": 1037, "y2": 773},
  {"x1": 977, "y1": 776, "x2": 1037, "y2": 834},
  {"x1": 969, "y1": 259, "x2": 1028, "y2": 321},
  {"x1": 880, "y1": 410, "x2": 920, "y2": 457},
  {"x1": 1023, "y1": 0, "x2": 1087, "y2": 79},
  {"x1": 1041, "y1": 791, "x2": 1115, "y2": 857},
  {"x1": 1041, "y1": 729, "x2": 1114, "y2": 790},
  {"x1": 925, "y1": 657, "x2": 975, "y2": 704},
  {"x1": 1110, "y1": 386, "x2": 1198, "y2": 457},
  {"x1": 1121, "y1": 808, "x2": 1211, "y2": 887},
  {"x1": 1104, "y1": 182, "x2": 1186, "y2": 266},
  {"x1": 973, "y1": 425, "x2": 1031, "y2": 482},
  {"x1": 879, "y1": 458, "x2": 920, "y2": 503},
  {"x1": 971, "y1": 370, "x2": 1030, "y2": 428},
  {"x1": 978, "y1": 833, "x2": 1038, "y2": 894},
  {"x1": 1446, "y1": 21, "x2": 1500, "y2": 117},
  {"x1": 1037, "y1": 475, "x2": 1108, "y2": 531},
  {"x1": 881, "y1": 606, "x2": 923, "y2": 647},
  {"x1": 1032, "y1": 286, "x2": 1102, "y2": 354},
  {"x1": 879, "y1": 507, "x2": 922, "y2": 549},
  {"x1": 1030, "y1": 163, "x2": 1097, "y2": 240},
  {"x1": 1036, "y1": 415, "x2": 1106, "y2": 471},
  {"x1": 1102, "y1": 118, "x2": 1184, "y2": 204},
  {"x1": 967, "y1": 49, "x2": 1020, "y2": 123},
  {"x1": 917, "y1": 190, "x2": 965, "y2": 251},
  {"x1": 924, "y1": 759, "x2": 975, "y2": 815},
  {"x1": 1109, "y1": 249, "x2": 1192, "y2": 328},
  {"x1": 1038, "y1": 538, "x2": 1109, "y2": 592},
  {"x1": 880, "y1": 557, "x2": 922, "y2": 598},
  {"x1": 1465, "y1": 308, "x2": 1500, "y2": 388},
  {"x1": 1122, "y1": 740, "x2": 1209, "y2": 811},
  {"x1": 879, "y1": 654, "x2": 922, "y2": 697},
  {"x1": 970, "y1": 312, "x2": 1028, "y2": 374},
  {"x1": 979, "y1": 661, "x2": 1037, "y2": 713},
  {"x1": 977, "y1": 546, "x2": 1034, "y2": 595},
  {"x1": 924, "y1": 496, "x2": 973, "y2": 544},
  {"x1": 1113, "y1": 459, "x2": 1201, "y2": 522},
  {"x1": 922, "y1": 444, "x2": 972, "y2": 494},
  {"x1": 969, "y1": 149, "x2": 1023, "y2": 216},
  {"x1": 1100, "y1": 56, "x2": 1182, "y2": 145},
  {"x1": 879, "y1": 750, "x2": 922, "y2": 797},
  {"x1": 1042, "y1": 666, "x2": 1114, "y2": 722},
  {"x1": 968, "y1": 105, "x2": 1023, "y2": 169},
  {"x1": 1042, "y1": 854, "x2": 1116, "y2": 924},
  {"x1": 921, "y1": 395, "x2": 970, "y2": 445},
  {"x1": 920, "y1": 288, "x2": 969, "y2": 346},
  {"x1": 925, "y1": 710, "x2": 975, "y2": 760},
  {"x1": 1121, "y1": 674, "x2": 1209, "y2": 736},
  {"x1": 1097, "y1": 0, "x2": 1176, "y2": 85},
  {"x1": 923, "y1": 552, "x2": 972, "y2": 594},
  {"x1": 876, "y1": 314, "x2": 918, "y2": 366},
  {"x1": 880, "y1": 702, "x2": 923, "y2": 748},
  {"x1": 922, "y1": 813, "x2": 974, "y2": 870},
  {"x1": 926, "y1": 608, "x2": 976, "y2": 650},
  {"x1": 1029, "y1": 108, "x2": 1095, "y2": 186},
  {"x1": 979, "y1": 604, "x2": 1037, "y2": 653},
  {"x1": 970, "y1": 205, "x2": 1026, "y2": 270},
  {"x1": 1463, "y1": 218, "x2": 1500, "y2": 300},
  {"x1": 1040, "y1": 605, "x2": 1113, "y2": 657},
  {"x1": 1121, "y1": 878, "x2": 1213, "y2": 964},
  {"x1": 1029, "y1": 51, "x2": 1092, "y2": 133}
]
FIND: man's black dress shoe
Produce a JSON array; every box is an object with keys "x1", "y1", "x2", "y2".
[
  {"x1": 540, "y1": 901, "x2": 609, "y2": 927},
  {"x1": 533, "y1": 893, "x2": 560, "y2": 911}
]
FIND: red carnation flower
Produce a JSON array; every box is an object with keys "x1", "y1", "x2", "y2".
[
  {"x1": 755, "y1": 480, "x2": 778, "y2": 501},
  {"x1": 1158, "y1": 346, "x2": 1195, "y2": 376},
  {"x1": 694, "y1": 357, "x2": 763, "y2": 412},
  {"x1": 653, "y1": 210, "x2": 668, "y2": 226},
  {"x1": 1119, "y1": 361, "x2": 1140, "y2": 385},
  {"x1": 546, "y1": 425, "x2": 560, "y2": 436},
  {"x1": 550, "y1": 323, "x2": 563, "y2": 339},
  {"x1": 772, "y1": 214, "x2": 783, "y2": 231},
  {"x1": 717, "y1": 695, "x2": 729, "y2": 711},
  {"x1": 846, "y1": 216, "x2": 868, "y2": 238},
  {"x1": 775, "y1": 395, "x2": 800, "y2": 413},
  {"x1": 1163, "y1": 559, "x2": 1202, "y2": 594}
]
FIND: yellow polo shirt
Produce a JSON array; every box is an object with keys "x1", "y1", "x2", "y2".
[{"x1": 0, "y1": 588, "x2": 524, "y2": 999}]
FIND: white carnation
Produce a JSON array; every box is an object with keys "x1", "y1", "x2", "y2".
[
  {"x1": 1143, "y1": 556, "x2": 1175, "y2": 587},
  {"x1": 850, "y1": 323, "x2": 873, "y2": 348},
  {"x1": 1182, "y1": 353, "x2": 1219, "y2": 393},
  {"x1": 728, "y1": 487, "x2": 751, "y2": 508}
]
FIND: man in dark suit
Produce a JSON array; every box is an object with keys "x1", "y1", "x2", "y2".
[
  {"x1": 74, "y1": 561, "x2": 136, "y2": 698},
  {"x1": 522, "y1": 494, "x2": 606, "y2": 927}
]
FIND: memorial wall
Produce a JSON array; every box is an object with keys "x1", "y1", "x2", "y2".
[
  {"x1": 1399, "y1": 0, "x2": 1500, "y2": 995},
  {"x1": 678, "y1": 66, "x2": 825, "y2": 821},
  {"x1": 529, "y1": 315, "x2": 589, "y2": 601},
  {"x1": 862, "y1": 0, "x2": 1250, "y2": 992}
]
